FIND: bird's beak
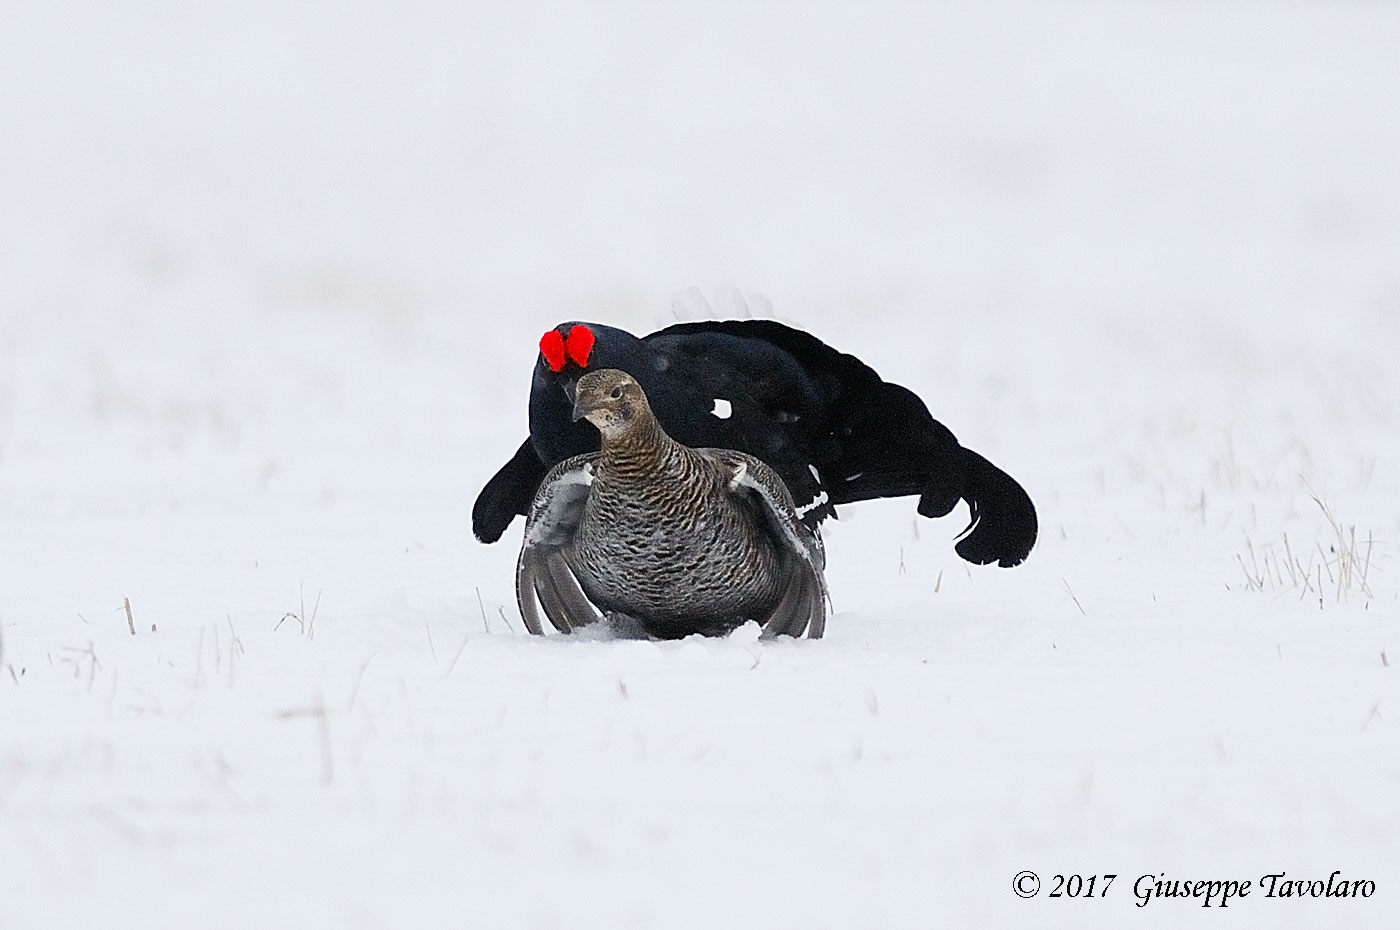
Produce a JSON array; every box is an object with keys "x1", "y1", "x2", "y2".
[{"x1": 564, "y1": 379, "x2": 588, "y2": 421}]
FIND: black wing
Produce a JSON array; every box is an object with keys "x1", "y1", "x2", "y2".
[{"x1": 473, "y1": 439, "x2": 549, "y2": 544}]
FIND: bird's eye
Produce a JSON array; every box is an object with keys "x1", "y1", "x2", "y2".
[{"x1": 609, "y1": 386, "x2": 623, "y2": 399}]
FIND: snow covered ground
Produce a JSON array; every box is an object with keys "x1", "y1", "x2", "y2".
[{"x1": 3, "y1": 2, "x2": 1398, "y2": 928}]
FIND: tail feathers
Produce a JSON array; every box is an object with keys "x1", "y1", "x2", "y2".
[
  {"x1": 916, "y1": 479, "x2": 963, "y2": 520},
  {"x1": 950, "y1": 448, "x2": 1038, "y2": 568}
]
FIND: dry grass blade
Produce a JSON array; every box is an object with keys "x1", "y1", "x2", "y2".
[
  {"x1": 1235, "y1": 484, "x2": 1379, "y2": 606},
  {"x1": 1062, "y1": 578, "x2": 1086, "y2": 615}
]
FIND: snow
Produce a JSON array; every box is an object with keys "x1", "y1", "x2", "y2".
[{"x1": 2, "y1": 2, "x2": 1398, "y2": 928}]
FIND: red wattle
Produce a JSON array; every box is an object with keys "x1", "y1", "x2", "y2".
[
  {"x1": 539, "y1": 329, "x2": 567, "y2": 372},
  {"x1": 566, "y1": 325, "x2": 594, "y2": 368}
]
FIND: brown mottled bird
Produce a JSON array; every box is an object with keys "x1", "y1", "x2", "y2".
[{"x1": 516, "y1": 368, "x2": 828, "y2": 639}]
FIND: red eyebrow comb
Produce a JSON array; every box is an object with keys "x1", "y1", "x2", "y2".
[
  {"x1": 539, "y1": 329, "x2": 567, "y2": 372},
  {"x1": 565, "y1": 325, "x2": 594, "y2": 368}
]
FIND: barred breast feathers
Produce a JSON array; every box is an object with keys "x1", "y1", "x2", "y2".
[{"x1": 516, "y1": 369, "x2": 829, "y2": 639}]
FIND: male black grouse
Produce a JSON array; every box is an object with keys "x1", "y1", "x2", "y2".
[
  {"x1": 517, "y1": 369, "x2": 828, "y2": 639},
  {"x1": 477, "y1": 319, "x2": 1037, "y2": 568}
]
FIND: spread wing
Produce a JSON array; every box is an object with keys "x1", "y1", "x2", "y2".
[
  {"x1": 473, "y1": 438, "x2": 549, "y2": 543},
  {"x1": 701, "y1": 448, "x2": 829, "y2": 639},
  {"x1": 515, "y1": 454, "x2": 601, "y2": 635}
]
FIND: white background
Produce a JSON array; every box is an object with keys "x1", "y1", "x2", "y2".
[{"x1": 2, "y1": 2, "x2": 1398, "y2": 928}]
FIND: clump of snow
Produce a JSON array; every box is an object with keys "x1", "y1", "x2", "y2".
[{"x1": 727, "y1": 621, "x2": 763, "y2": 646}]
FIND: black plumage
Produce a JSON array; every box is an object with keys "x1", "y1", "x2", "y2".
[
  {"x1": 516, "y1": 369, "x2": 828, "y2": 639},
  {"x1": 477, "y1": 318, "x2": 1037, "y2": 568}
]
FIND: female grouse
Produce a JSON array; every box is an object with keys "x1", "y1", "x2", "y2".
[{"x1": 516, "y1": 369, "x2": 828, "y2": 639}]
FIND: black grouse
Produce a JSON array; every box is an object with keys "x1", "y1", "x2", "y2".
[
  {"x1": 516, "y1": 369, "x2": 828, "y2": 639},
  {"x1": 477, "y1": 318, "x2": 1037, "y2": 568}
]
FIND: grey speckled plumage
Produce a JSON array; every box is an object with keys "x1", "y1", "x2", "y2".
[{"x1": 516, "y1": 369, "x2": 827, "y2": 639}]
